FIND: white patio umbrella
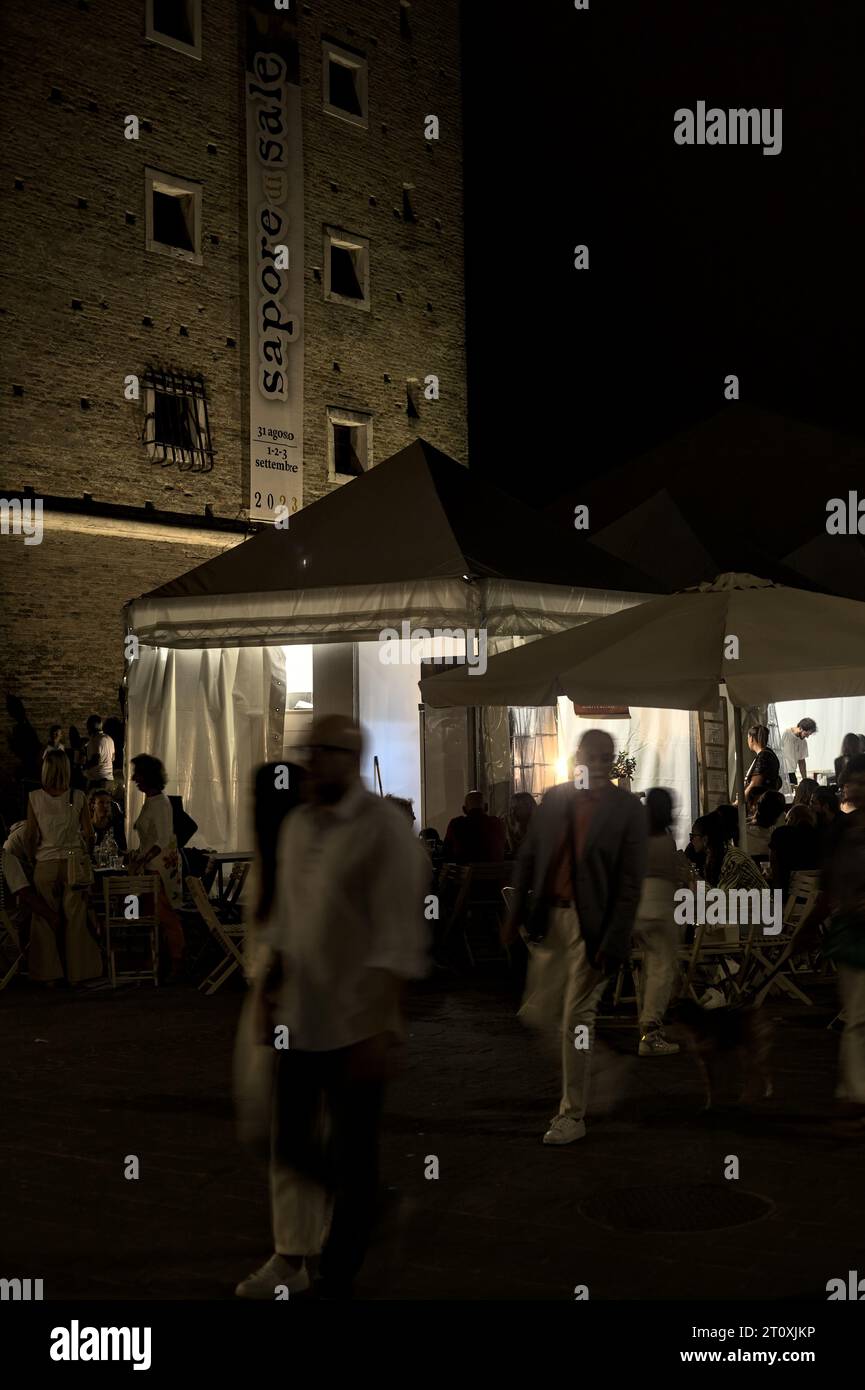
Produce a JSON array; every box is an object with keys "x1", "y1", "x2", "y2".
[{"x1": 419, "y1": 574, "x2": 865, "y2": 845}]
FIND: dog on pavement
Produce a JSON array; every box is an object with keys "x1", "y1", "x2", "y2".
[{"x1": 666, "y1": 998, "x2": 773, "y2": 1109}]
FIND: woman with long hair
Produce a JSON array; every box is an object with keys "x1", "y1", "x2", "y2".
[
  {"x1": 690, "y1": 809, "x2": 766, "y2": 893},
  {"x1": 835, "y1": 733, "x2": 862, "y2": 789},
  {"x1": 791, "y1": 778, "x2": 819, "y2": 811},
  {"x1": 26, "y1": 749, "x2": 102, "y2": 986}
]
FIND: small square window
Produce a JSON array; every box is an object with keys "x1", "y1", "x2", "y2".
[
  {"x1": 322, "y1": 41, "x2": 368, "y2": 128},
  {"x1": 327, "y1": 407, "x2": 373, "y2": 485},
  {"x1": 146, "y1": 0, "x2": 202, "y2": 60},
  {"x1": 324, "y1": 227, "x2": 370, "y2": 311},
  {"x1": 142, "y1": 369, "x2": 214, "y2": 472},
  {"x1": 146, "y1": 169, "x2": 202, "y2": 264}
]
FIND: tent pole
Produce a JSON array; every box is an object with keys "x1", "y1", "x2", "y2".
[{"x1": 732, "y1": 704, "x2": 748, "y2": 849}]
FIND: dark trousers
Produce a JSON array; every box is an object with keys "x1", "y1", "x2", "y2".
[{"x1": 274, "y1": 1046, "x2": 384, "y2": 1285}]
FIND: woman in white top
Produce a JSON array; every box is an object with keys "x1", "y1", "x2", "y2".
[
  {"x1": 26, "y1": 749, "x2": 103, "y2": 985},
  {"x1": 129, "y1": 754, "x2": 185, "y2": 976},
  {"x1": 632, "y1": 789, "x2": 692, "y2": 1057}
]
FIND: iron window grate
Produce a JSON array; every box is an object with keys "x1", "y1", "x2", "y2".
[{"x1": 141, "y1": 368, "x2": 215, "y2": 473}]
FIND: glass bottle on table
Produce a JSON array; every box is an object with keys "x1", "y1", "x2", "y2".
[{"x1": 103, "y1": 830, "x2": 119, "y2": 870}]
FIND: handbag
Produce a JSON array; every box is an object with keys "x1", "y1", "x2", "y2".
[
  {"x1": 169, "y1": 795, "x2": 198, "y2": 850},
  {"x1": 67, "y1": 848, "x2": 94, "y2": 889},
  {"x1": 66, "y1": 787, "x2": 93, "y2": 889}
]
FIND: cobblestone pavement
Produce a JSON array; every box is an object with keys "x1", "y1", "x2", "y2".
[{"x1": 2, "y1": 971, "x2": 863, "y2": 1301}]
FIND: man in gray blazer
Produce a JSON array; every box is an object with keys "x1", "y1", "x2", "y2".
[{"x1": 502, "y1": 729, "x2": 647, "y2": 1145}]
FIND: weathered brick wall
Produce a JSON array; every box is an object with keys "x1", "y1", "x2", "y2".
[
  {"x1": 0, "y1": 0, "x2": 467, "y2": 790},
  {"x1": 0, "y1": 519, "x2": 241, "y2": 803},
  {"x1": 298, "y1": 0, "x2": 468, "y2": 499},
  {"x1": 0, "y1": 0, "x2": 246, "y2": 516},
  {"x1": 0, "y1": 0, "x2": 467, "y2": 514}
]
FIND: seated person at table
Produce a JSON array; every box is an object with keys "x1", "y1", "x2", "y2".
[
  {"x1": 812, "y1": 787, "x2": 841, "y2": 840},
  {"x1": 443, "y1": 790, "x2": 506, "y2": 864},
  {"x1": 743, "y1": 725, "x2": 781, "y2": 808},
  {"x1": 834, "y1": 733, "x2": 861, "y2": 789},
  {"x1": 690, "y1": 810, "x2": 766, "y2": 895},
  {"x1": 505, "y1": 792, "x2": 536, "y2": 859},
  {"x1": 768, "y1": 803, "x2": 821, "y2": 901},
  {"x1": 88, "y1": 789, "x2": 127, "y2": 853},
  {"x1": 791, "y1": 778, "x2": 819, "y2": 811},
  {"x1": 746, "y1": 790, "x2": 787, "y2": 857},
  {"x1": 839, "y1": 766, "x2": 862, "y2": 814},
  {"x1": 715, "y1": 803, "x2": 741, "y2": 847}
]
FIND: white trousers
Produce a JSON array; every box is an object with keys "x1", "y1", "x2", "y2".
[
  {"x1": 837, "y1": 965, "x2": 865, "y2": 1105},
  {"x1": 270, "y1": 1158, "x2": 331, "y2": 1257},
  {"x1": 632, "y1": 914, "x2": 678, "y2": 1034},
  {"x1": 518, "y1": 906, "x2": 608, "y2": 1120}
]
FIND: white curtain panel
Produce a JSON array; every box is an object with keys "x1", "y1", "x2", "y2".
[
  {"x1": 557, "y1": 699, "x2": 695, "y2": 849},
  {"x1": 773, "y1": 696, "x2": 865, "y2": 782},
  {"x1": 357, "y1": 639, "x2": 425, "y2": 811},
  {"x1": 126, "y1": 644, "x2": 286, "y2": 853}
]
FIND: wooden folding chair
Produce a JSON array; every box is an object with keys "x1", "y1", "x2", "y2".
[
  {"x1": 458, "y1": 863, "x2": 513, "y2": 967},
  {"x1": 188, "y1": 876, "x2": 245, "y2": 994},
  {"x1": 438, "y1": 864, "x2": 472, "y2": 953},
  {"x1": 676, "y1": 914, "x2": 760, "y2": 1005},
  {"x1": 103, "y1": 874, "x2": 160, "y2": 988},
  {"x1": 741, "y1": 870, "x2": 822, "y2": 1006},
  {"x1": 222, "y1": 861, "x2": 250, "y2": 922}
]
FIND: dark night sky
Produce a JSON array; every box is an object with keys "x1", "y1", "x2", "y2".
[{"x1": 461, "y1": 0, "x2": 865, "y2": 505}]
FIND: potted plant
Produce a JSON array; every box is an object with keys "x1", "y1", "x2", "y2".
[{"x1": 611, "y1": 751, "x2": 637, "y2": 792}]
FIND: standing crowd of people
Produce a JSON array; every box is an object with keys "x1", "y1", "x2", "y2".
[
  {"x1": 1, "y1": 715, "x2": 188, "y2": 988},
  {"x1": 232, "y1": 717, "x2": 865, "y2": 1299},
  {"x1": 4, "y1": 701, "x2": 862, "y2": 1297}
]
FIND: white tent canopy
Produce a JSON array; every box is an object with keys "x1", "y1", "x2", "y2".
[
  {"x1": 420, "y1": 575, "x2": 865, "y2": 711},
  {"x1": 123, "y1": 441, "x2": 667, "y2": 850},
  {"x1": 126, "y1": 440, "x2": 661, "y2": 649}
]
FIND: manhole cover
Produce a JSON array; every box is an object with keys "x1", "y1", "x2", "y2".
[{"x1": 578, "y1": 1184, "x2": 773, "y2": 1233}]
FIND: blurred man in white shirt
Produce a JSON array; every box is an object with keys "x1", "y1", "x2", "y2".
[
  {"x1": 241, "y1": 715, "x2": 428, "y2": 1301},
  {"x1": 83, "y1": 715, "x2": 115, "y2": 791},
  {"x1": 781, "y1": 717, "x2": 817, "y2": 786}
]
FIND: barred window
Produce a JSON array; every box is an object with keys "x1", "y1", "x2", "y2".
[{"x1": 141, "y1": 369, "x2": 214, "y2": 473}]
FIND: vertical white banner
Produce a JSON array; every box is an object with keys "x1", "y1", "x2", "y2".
[{"x1": 245, "y1": 27, "x2": 304, "y2": 525}]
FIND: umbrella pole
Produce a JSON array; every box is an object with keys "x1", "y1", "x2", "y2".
[{"x1": 732, "y1": 705, "x2": 748, "y2": 848}]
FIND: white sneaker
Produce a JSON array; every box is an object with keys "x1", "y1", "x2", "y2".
[
  {"x1": 235, "y1": 1253, "x2": 310, "y2": 1299},
  {"x1": 639, "y1": 1031, "x2": 680, "y2": 1057},
  {"x1": 542, "y1": 1115, "x2": 586, "y2": 1145}
]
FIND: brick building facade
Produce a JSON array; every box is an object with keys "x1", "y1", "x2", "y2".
[{"x1": 0, "y1": 0, "x2": 467, "y2": 799}]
